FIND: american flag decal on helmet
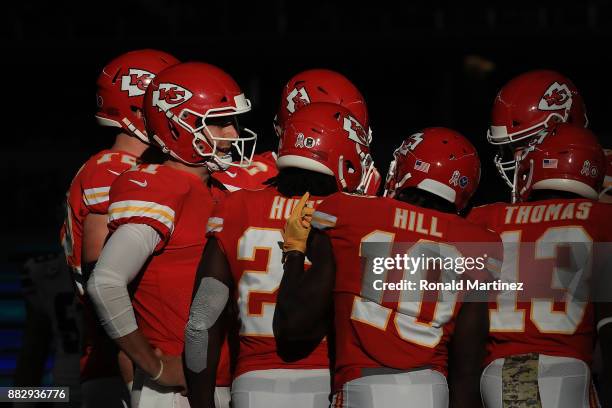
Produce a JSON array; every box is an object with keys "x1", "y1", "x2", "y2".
[
  {"x1": 414, "y1": 160, "x2": 430, "y2": 173},
  {"x1": 542, "y1": 158, "x2": 558, "y2": 168}
]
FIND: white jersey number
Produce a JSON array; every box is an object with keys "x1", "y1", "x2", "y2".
[
  {"x1": 351, "y1": 231, "x2": 461, "y2": 348},
  {"x1": 236, "y1": 227, "x2": 285, "y2": 337},
  {"x1": 490, "y1": 227, "x2": 591, "y2": 334}
]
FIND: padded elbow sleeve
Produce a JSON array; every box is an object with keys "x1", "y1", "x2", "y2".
[{"x1": 184, "y1": 277, "x2": 229, "y2": 373}]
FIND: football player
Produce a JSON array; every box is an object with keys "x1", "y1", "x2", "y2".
[
  {"x1": 275, "y1": 128, "x2": 502, "y2": 408},
  {"x1": 183, "y1": 102, "x2": 373, "y2": 408},
  {"x1": 87, "y1": 62, "x2": 256, "y2": 408},
  {"x1": 469, "y1": 124, "x2": 612, "y2": 407},
  {"x1": 61, "y1": 49, "x2": 179, "y2": 407},
  {"x1": 486, "y1": 70, "x2": 587, "y2": 202},
  {"x1": 212, "y1": 68, "x2": 381, "y2": 195}
]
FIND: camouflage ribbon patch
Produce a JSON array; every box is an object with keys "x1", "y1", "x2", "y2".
[{"x1": 502, "y1": 353, "x2": 542, "y2": 408}]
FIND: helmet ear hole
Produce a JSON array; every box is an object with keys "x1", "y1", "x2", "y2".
[
  {"x1": 195, "y1": 139, "x2": 205, "y2": 151},
  {"x1": 346, "y1": 160, "x2": 356, "y2": 174},
  {"x1": 545, "y1": 116, "x2": 562, "y2": 128}
]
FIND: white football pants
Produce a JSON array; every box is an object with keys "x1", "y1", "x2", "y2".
[
  {"x1": 331, "y1": 369, "x2": 448, "y2": 408},
  {"x1": 481, "y1": 354, "x2": 599, "y2": 408},
  {"x1": 231, "y1": 368, "x2": 331, "y2": 408}
]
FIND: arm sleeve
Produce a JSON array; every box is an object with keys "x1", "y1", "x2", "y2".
[{"x1": 87, "y1": 223, "x2": 160, "y2": 339}]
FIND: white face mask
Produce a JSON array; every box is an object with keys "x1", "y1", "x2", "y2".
[{"x1": 204, "y1": 153, "x2": 234, "y2": 173}]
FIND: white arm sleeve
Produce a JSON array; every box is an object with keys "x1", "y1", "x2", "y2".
[{"x1": 87, "y1": 223, "x2": 161, "y2": 339}]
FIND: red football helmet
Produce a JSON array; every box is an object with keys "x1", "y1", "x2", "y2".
[
  {"x1": 273, "y1": 69, "x2": 370, "y2": 142},
  {"x1": 384, "y1": 128, "x2": 480, "y2": 211},
  {"x1": 143, "y1": 62, "x2": 256, "y2": 170},
  {"x1": 601, "y1": 148, "x2": 612, "y2": 203},
  {"x1": 276, "y1": 102, "x2": 373, "y2": 193},
  {"x1": 95, "y1": 49, "x2": 180, "y2": 143},
  {"x1": 487, "y1": 70, "x2": 588, "y2": 191},
  {"x1": 515, "y1": 124, "x2": 604, "y2": 201}
]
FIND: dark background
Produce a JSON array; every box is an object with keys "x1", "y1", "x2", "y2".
[{"x1": 3, "y1": 0, "x2": 612, "y2": 248}]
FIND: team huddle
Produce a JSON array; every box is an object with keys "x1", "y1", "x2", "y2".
[{"x1": 60, "y1": 49, "x2": 612, "y2": 408}]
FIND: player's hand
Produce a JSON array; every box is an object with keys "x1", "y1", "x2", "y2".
[
  {"x1": 153, "y1": 348, "x2": 187, "y2": 393},
  {"x1": 118, "y1": 350, "x2": 134, "y2": 388},
  {"x1": 282, "y1": 192, "x2": 314, "y2": 254}
]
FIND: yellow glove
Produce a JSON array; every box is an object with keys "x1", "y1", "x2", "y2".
[{"x1": 282, "y1": 192, "x2": 314, "y2": 254}]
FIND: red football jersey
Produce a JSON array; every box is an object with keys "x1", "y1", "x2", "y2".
[
  {"x1": 207, "y1": 186, "x2": 329, "y2": 378},
  {"x1": 212, "y1": 152, "x2": 278, "y2": 192},
  {"x1": 60, "y1": 149, "x2": 138, "y2": 381},
  {"x1": 468, "y1": 199, "x2": 612, "y2": 365},
  {"x1": 107, "y1": 164, "x2": 231, "y2": 385},
  {"x1": 61, "y1": 149, "x2": 137, "y2": 294},
  {"x1": 312, "y1": 192, "x2": 501, "y2": 393}
]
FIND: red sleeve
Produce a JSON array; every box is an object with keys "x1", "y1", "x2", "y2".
[
  {"x1": 206, "y1": 191, "x2": 248, "y2": 256},
  {"x1": 107, "y1": 165, "x2": 187, "y2": 249},
  {"x1": 466, "y1": 204, "x2": 492, "y2": 229},
  {"x1": 81, "y1": 151, "x2": 137, "y2": 214}
]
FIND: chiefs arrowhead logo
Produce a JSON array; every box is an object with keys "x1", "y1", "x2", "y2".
[
  {"x1": 286, "y1": 87, "x2": 310, "y2": 113},
  {"x1": 538, "y1": 82, "x2": 572, "y2": 111},
  {"x1": 343, "y1": 115, "x2": 368, "y2": 146},
  {"x1": 121, "y1": 69, "x2": 155, "y2": 97},
  {"x1": 152, "y1": 83, "x2": 193, "y2": 111}
]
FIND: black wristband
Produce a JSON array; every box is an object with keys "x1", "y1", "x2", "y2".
[{"x1": 282, "y1": 250, "x2": 305, "y2": 264}]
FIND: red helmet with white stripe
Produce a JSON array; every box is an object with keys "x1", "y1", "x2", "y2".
[
  {"x1": 487, "y1": 70, "x2": 587, "y2": 193},
  {"x1": 277, "y1": 102, "x2": 372, "y2": 193},
  {"x1": 95, "y1": 49, "x2": 180, "y2": 143},
  {"x1": 274, "y1": 69, "x2": 370, "y2": 142},
  {"x1": 384, "y1": 128, "x2": 480, "y2": 211},
  {"x1": 143, "y1": 62, "x2": 256, "y2": 171},
  {"x1": 515, "y1": 124, "x2": 604, "y2": 201}
]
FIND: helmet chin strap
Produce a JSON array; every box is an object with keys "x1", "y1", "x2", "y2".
[
  {"x1": 337, "y1": 155, "x2": 348, "y2": 191},
  {"x1": 521, "y1": 159, "x2": 535, "y2": 200},
  {"x1": 205, "y1": 153, "x2": 233, "y2": 172},
  {"x1": 121, "y1": 117, "x2": 149, "y2": 144},
  {"x1": 383, "y1": 157, "x2": 398, "y2": 197}
]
